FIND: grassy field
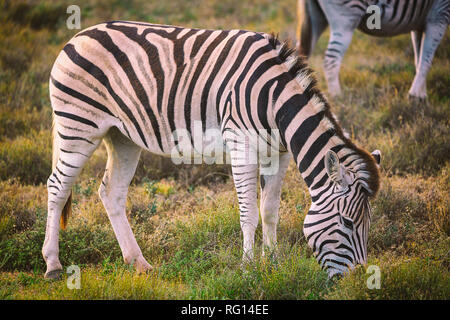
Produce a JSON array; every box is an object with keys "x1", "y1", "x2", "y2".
[{"x1": 0, "y1": 0, "x2": 449, "y2": 300}]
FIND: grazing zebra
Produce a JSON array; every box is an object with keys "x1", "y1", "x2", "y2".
[
  {"x1": 297, "y1": 0, "x2": 449, "y2": 99},
  {"x1": 42, "y1": 21, "x2": 381, "y2": 280}
]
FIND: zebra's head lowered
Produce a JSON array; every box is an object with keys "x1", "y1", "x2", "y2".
[
  {"x1": 303, "y1": 149, "x2": 381, "y2": 279},
  {"x1": 268, "y1": 34, "x2": 382, "y2": 279}
]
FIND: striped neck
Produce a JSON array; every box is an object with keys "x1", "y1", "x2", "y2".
[
  {"x1": 274, "y1": 83, "x2": 345, "y2": 198},
  {"x1": 265, "y1": 37, "x2": 380, "y2": 199},
  {"x1": 273, "y1": 80, "x2": 379, "y2": 200}
]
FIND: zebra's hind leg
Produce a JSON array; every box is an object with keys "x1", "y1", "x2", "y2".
[
  {"x1": 43, "y1": 129, "x2": 102, "y2": 279},
  {"x1": 318, "y1": 0, "x2": 360, "y2": 97},
  {"x1": 260, "y1": 153, "x2": 291, "y2": 262},
  {"x1": 411, "y1": 30, "x2": 423, "y2": 69},
  {"x1": 98, "y1": 127, "x2": 152, "y2": 273},
  {"x1": 296, "y1": 0, "x2": 329, "y2": 56},
  {"x1": 409, "y1": 3, "x2": 449, "y2": 102}
]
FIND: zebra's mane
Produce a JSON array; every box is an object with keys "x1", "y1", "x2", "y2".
[{"x1": 267, "y1": 34, "x2": 380, "y2": 197}]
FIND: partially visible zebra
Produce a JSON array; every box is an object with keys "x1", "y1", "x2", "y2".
[
  {"x1": 297, "y1": 0, "x2": 449, "y2": 100},
  {"x1": 43, "y1": 21, "x2": 381, "y2": 280}
]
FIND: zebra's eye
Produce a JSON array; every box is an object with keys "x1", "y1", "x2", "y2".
[{"x1": 341, "y1": 216, "x2": 354, "y2": 230}]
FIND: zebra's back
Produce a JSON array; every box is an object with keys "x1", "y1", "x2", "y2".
[{"x1": 50, "y1": 21, "x2": 268, "y2": 155}]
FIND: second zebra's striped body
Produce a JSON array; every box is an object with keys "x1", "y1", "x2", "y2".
[
  {"x1": 297, "y1": 0, "x2": 449, "y2": 99},
  {"x1": 43, "y1": 21, "x2": 380, "y2": 280}
]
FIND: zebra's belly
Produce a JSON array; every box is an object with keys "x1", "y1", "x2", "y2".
[
  {"x1": 356, "y1": 0, "x2": 431, "y2": 36},
  {"x1": 159, "y1": 121, "x2": 285, "y2": 169},
  {"x1": 358, "y1": 15, "x2": 425, "y2": 36}
]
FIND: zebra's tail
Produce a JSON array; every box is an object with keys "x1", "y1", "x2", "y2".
[
  {"x1": 51, "y1": 114, "x2": 72, "y2": 230},
  {"x1": 296, "y1": 0, "x2": 327, "y2": 57}
]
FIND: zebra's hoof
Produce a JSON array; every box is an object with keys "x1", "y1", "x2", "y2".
[
  {"x1": 134, "y1": 256, "x2": 153, "y2": 274},
  {"x1": 326, "y1": 273, "x2": 343, "y2": 287},
  {"x1": 261, "y1": 250, "x2": 279, "y2": 270},
  {"x1": 44, "y1": 269, "x2": 63, "y2": 280},
  {"x1": 240, "y1": 257, "x2": 255, "y2": 273},
  {"x1": 408, "y1": 94, "x2": 428, "y2": 106}
]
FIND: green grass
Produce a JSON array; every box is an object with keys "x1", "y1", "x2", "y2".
[{"x1": 0, "y1": 0, "x2": 448, "y2": 300}]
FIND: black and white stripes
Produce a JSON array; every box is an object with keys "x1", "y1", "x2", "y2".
[{"x1": 43, "y1": 21, "x2": 380, "y2": 279}]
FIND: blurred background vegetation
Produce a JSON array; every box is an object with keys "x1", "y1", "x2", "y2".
[{"x1": 0, "y1": 0, "x2": 448, "y2": 299}]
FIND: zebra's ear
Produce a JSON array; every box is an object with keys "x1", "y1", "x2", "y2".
[
  {"x1": 325, "y1": 150, "x2": 346, "y2": 187},
  {"x1": 371, "y1": 150, "x2": 381, "y2": 167}
]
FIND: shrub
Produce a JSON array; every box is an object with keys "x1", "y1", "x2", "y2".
[
  {"x1": 326, "y1": 258, "x2": 450, "y2": 300},
  {"x1": 5, "y1": 1, "x2": 65, "y2": 30},
  {"x1": 0, "y1": 107, "x2": 50, "y2": 141},
  {"x1": 0, "y1": 130, "x2": 51, "y2": 185},
  {"x1": 366, "y1": 117, "x2": 449, "y2": 176},
  {"x1": 133, "y1": 151, "x2": 231, "y2": 186},
  {"x1": 0, "y1": 216, "x2": 121, "y2": 272},
  {"x1": 0, "y1": 180, "x2": 46, "y2": 240},
  {"x1": 369, "y1": 170, "x2": 449, "y2": 255}
]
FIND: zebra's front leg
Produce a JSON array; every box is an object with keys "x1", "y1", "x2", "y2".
[
  {"x1": 409, "y1": 7, "x2": 448, "y2": 101},
  {"x1": 226, "y1": 135, "x2": 259, "y2": 264},
  {"x1": 233, "y1": 162, "x2": 259, "y2": 264},
  {"x1": 260, "y1": 153, "x2": 291, "y2": 261}
]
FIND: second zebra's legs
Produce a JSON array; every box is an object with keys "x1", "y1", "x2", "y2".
[
  {"x1": 99, "y1": 127, "x2": 152, "y2": 273},
  {"x1": 322, "y1": 28, "x2": 355, "y2": 97},
  {"x1": 409, "y1": 8, "x2": 448, "y2": 101},
  {"x1": 411, "y1": 30, "x2": 423, "y2": 69},
  {"x1": 296, "y1": 0, "x2": 329, "y2": 56},
  {"x1": 318, "y1": 0, "x2": 362, "y2": 97}
]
